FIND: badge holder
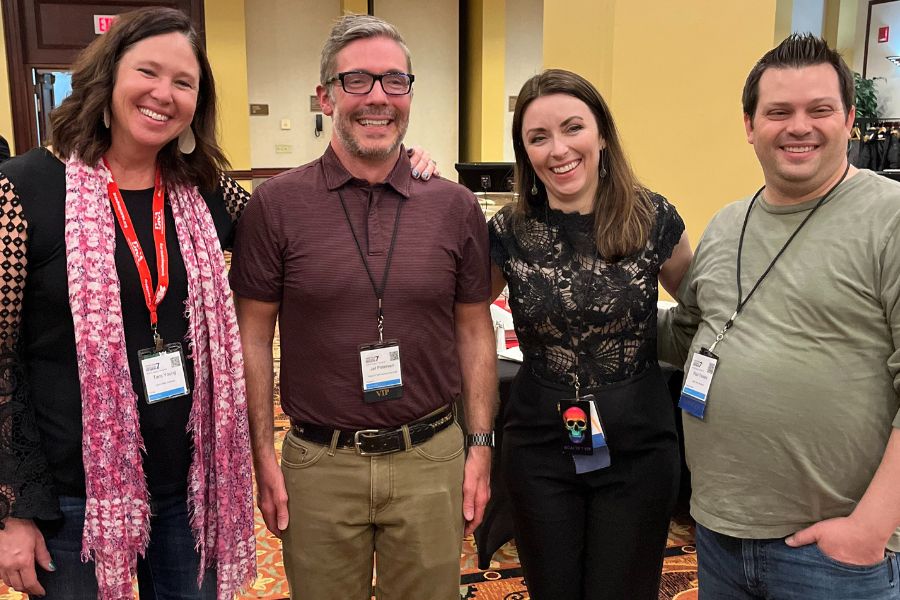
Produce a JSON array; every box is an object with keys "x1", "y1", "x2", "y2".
[
  {"x1": 358, "y1": 339, "x2": 403, "y2": 403},
  {"x1": 558, "y1": 376, "x2": 611, "y2": 473},
  {"x1": 138, "y1": 335, "x2": 190, "y2": 404}
]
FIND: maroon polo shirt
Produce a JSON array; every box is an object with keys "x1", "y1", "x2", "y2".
[{"x1": 230, "y1": 145, "x2": 490, "y2": 429}]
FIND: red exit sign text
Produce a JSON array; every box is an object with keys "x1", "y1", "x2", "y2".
[{"x1": 94, "y1": 15, "x2": 117, "y2": 35}]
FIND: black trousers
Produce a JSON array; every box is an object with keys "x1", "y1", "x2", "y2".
[{"x1": 501, "y1": 365, "x2": 679, "y2": 600}]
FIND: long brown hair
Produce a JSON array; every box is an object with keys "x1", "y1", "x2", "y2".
[
  {"x1": 511, "y1": 69, "x2": 653, "y2": 260},
  {"x1": 49, "y1": 7, "x2": 227, "y2": 191}
]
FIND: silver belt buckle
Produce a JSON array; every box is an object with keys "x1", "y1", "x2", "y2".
[{"x1": 353, "y1": 429, "x2": 392, "y2": 456}]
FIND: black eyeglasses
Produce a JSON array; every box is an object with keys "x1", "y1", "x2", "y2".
[{"x1": 326, "y1": 71, "x2": 415, "y2": 95}]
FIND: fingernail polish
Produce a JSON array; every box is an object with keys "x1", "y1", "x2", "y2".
[
  {"x1": 423, "y1": 173, "x2": 430, "y2": 180},
  {"x1": 49, "y1": 560, "x2": 57, "y2": 571},
  {"x1": 412, "y1": 169, "x2": 419, "y2": 178}
]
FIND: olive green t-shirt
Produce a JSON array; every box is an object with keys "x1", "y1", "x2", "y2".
[{"x1": 659, "y1": 169, "x2": 900, "y2": 549}]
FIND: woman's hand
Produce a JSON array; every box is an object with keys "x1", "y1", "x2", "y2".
[
  {"x1": 407, "y1": 146, "x2": 440, "y2": 180},
  {"x1": 0, "y1": 517, "x2": 54, "y2": 596}
]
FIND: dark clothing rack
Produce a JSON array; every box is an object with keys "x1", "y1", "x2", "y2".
[{"x1": 850, "y1": 118, "x2": 900, "y2": 174}]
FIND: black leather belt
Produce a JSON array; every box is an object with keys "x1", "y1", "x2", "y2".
[{"x1": 291, "y1": 406, "x2": 455, "y2": 456}]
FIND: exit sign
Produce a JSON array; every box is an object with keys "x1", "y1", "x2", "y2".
[{"x1": 94, "y1": 15, "x2": 117, "y2": 34}]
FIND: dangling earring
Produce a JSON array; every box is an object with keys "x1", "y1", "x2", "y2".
[
  {"x1": 599, "y1": 149, "x2": 608, "y2": 178},
  {"x1": 102, "y1": 108, "x2": 110, "y2": 129},
  {"x1": 178, "y1": 126, "x2": 196, "y2": 154},
  {"x1": 530, "y1": 172, "x2": 538, "y2": 196}
]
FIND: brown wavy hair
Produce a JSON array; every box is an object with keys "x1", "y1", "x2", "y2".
[
  {"x1": 49, "y1": 7, "x2": 227, "y2": 191},
  {"x1": 511, "y1": 69, "x2": 654, "y2": 260}
]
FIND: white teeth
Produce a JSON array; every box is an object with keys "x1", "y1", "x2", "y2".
[
  {"x1": 784, "y1": 146, "x2": 815, "y2": 153},
  {"x1": 139, "y1": 107, "x2": 169, "y2": 122},
  {"x1": 551, "y1": 160, "x2": 579, "y2": 174},
  {"x1": 360, "y1": 119, "x2": 389, "y2": 126}
]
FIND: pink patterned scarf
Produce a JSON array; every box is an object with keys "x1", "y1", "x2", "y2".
[{"x1": 64, "y1": 156, "x2": 256, "y2": 599}]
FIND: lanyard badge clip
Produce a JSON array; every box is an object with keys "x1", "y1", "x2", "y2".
[{"x1": 152, "y1": 322, "x2": 164, "y2": 352}]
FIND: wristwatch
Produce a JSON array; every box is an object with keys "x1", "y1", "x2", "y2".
[{"x1": 466, "y1": 432, "x2": 495, "y2": 448}]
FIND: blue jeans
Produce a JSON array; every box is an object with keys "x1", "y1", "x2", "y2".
[
  {"x1": 37, "y1": 494, "x2": 217, "y2": 599},
  {"x1": 697, "y1": 523, "x2": 900, "y2": 600}
]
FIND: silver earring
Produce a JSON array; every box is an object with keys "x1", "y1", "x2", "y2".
[
  {"x1": 102, "y1": 108, "x2": 110, "y2": 129},
  {"x1": 599, "y1": 149, "x2": 608, "y2": 178},
  {"x1": 178, "y1": 127, "x2": 196, "y2": 154},
  {"x1": 530, "y1": 173, "x2": 538, "y2": 195}
]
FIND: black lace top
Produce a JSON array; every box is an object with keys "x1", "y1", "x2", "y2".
[
  {"x1": 0, "y1": 148, "x2": 250, "y2": 526},
  {"x1": 489, "y1": 192, "x2": 684, "y2": 388}
]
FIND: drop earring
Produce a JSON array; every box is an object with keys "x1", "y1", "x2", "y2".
[
  {"x1": 530, "y1": 172, "x2": 538, "y2": 196},
  {"x1": 178, "y1": 127, "x2": 196, "y2": 154},
  {"x1": 102, "y1": 108, "x2": 110, "y2": 129},
  {"x1": 599, "y1": 149, "x2": 608, "y2": 178}
]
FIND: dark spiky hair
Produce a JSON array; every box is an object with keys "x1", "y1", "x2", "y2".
[{"x1": 742, "y1": 33, "x2": 854, "y2": 120}]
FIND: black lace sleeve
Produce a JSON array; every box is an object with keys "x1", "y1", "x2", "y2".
[
  {"x1": 650, "y1": 192, "x2": 685, "y2": 263},
  {"x1": 0, "y1": 175, "x2": 58, "y2": 527},
  {"x1": 219, "y1": 172, "x2": 251, "y2": 223},
  {"x1": 488, "y1": 206, "x2": 512, "y2": 268}
]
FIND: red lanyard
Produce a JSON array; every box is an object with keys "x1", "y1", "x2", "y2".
[{"x1": 103, "y1": 158, "x2": 169, "y2": 347}]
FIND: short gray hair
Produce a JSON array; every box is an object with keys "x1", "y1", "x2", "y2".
[{"x1": 319, "y1": 14, "x2": 412, "y2": 86}]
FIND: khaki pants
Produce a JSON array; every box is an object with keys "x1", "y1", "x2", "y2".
[{"x1": 280, "y1": 421, "x2": 465, "y2": 600}]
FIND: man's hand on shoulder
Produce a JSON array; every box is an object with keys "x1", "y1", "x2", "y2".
[
  {"x1": 786, "y1": 515, "x2": 887, "y2": 567},
  {"x1": 462, "y1": 446, "x2": 491, "y2": 537}
]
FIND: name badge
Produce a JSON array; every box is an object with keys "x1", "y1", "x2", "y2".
[
  {"x1": 138, "y1": 343, "x2": 190, "y2": 404},
  {"x1": 679, "y1": 347, "x2": 719, "y2": 419},
  {"x1": 358, "y1": 340, "x2": 403, "y2": 403},
  {"x1": 563, "y1": 395, "x2": 612, "y2": 473}
]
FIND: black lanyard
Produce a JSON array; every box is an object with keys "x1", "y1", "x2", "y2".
[
  {"x1": 336, "y1": 188, "x2": 404, "y2": 342},
  {"x1": 548, "y1": 209, "x2": 599, "y2": 398},
  {"x1": 708, "y1": 162, "x2": 850, "y2": 353}
]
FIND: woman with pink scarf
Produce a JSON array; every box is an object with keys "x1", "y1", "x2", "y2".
[{"x1": 0, "y1": 8, "x2": 256, "y2": 599}]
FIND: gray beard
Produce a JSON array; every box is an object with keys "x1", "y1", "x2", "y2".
[
  {"x1": 336, "y1": 125, "x2": 403, "y2": 161},
  {"x1": 333, "y1": 107, "x2": 408, "y2": 161}
]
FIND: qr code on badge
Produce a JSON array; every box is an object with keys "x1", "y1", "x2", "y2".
[
  {"x1": 389, "y1": 350, "x2": 399, "y2": 361},
  {"x1": 170, "y1": 355, "x2": 182, "y2": 368}
]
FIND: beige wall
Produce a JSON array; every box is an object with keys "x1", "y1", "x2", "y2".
[
  {"x1": 245, "y1": 0, "x2": 459, "y2": 172},
  {"x1": 245, "y1": 0, "x2": 339, "y2": 168},
  {"x1": 543, "y1": 0, "x2": 616, "y2": 97},
  {"x1": 542, "y1": 0, "x2": 776, "y2": 301},
  {"x1": 206, "y1": 0, "x2": 251, "y2": 173},
  {"x1": 377, "y1": 0, "x2": 460, "y2": 172},
  {"x1": 610, "y1": 1, "x2": 775, "y2": 250},
  {"x1": 503, "y1": 0, "x2": 542, "y2": 162}
]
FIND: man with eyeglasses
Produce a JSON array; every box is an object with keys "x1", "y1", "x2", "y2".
[{"x1": 230, "y1": 14, "x2": 496, "y2": 600}]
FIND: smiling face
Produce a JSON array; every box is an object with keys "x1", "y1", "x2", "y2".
[
  {"x1": 745, "y1": 63, "x2": 854, "y2": 204},
  {"x1": 109, "y1": 31, "x2": 200, "y2": 159},
  {"x1": 521, "y1": 93, "x2": 605, "y2": 214},
  {"x1": 317, "y1": 36, "x2": 411, "y2": 165}
]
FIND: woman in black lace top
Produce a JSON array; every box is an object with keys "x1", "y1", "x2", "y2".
[{"x1": 489, "y1": 70, "x2": 692, "y2": 599}]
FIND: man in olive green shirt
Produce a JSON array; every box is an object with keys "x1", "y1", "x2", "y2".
[{"x1": 659, "y1": 34, "x2": 900, "y2": 599}]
